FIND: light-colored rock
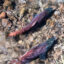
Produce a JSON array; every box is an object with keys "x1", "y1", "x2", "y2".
[{"x1": 2, "y1": 19, "x2": 8, "y2": 27}]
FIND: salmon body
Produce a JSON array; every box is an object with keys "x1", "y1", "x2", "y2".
[
  {"x1": 9, "y1": 8, "x2": 56, "y2": 37},
  {"x1": 9, "y1": 36, "x2": 57, "y2": 64}
]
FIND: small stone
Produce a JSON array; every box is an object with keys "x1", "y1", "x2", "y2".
[
  {"x1": 29, "y1": 36, "x2": 33, "y2": 42},
  {"x1": 18, "y1": 0, "x2": 26, "y2": 4},
  {"x1": 0, "y1": 12, "x2": 6, "y2": 19},
  {"x1": 19, "y1": 7, "x2": 25, "y2": 16},
  {"x1": 53, "y1": 49, "x2": 62, "y2": 60},
  {"x1": 5, "y1": 42, "x2": 11, "y2": 48},
  {"x1": 50, "y1": 0, "x2": 56, "y2": 3},
  {"x1": 6, "y1": 11, "x2": 12, "y2": 16},
  {"x1": 18, "y1": 40, "x2": 24, "y2": 45},
  {"x1": 3, "y1": 0, "x2": 15, "y2": 10},
  {"x1": 28, "y1": 8, "x2": 32, "y2": 13},
  {"x1": 54, "y1": 11, "x2": 60, "y2": 16},
  {"x1": 38, "y1": 0, "x2": 44, "y2": 11},
  {"x1": 29, "y1": 15, "x2": 33, "y2": 21},
  {"x1": 19, "y1": 4, "x2": 27, "y2": 19},
  {"x1": 47, "y1": 19, "x2": 55, "y2": 27},
  {"x1": 30, "y1": 61, "x2": 36, "y2": 64},
  {"x1": 0, "y1": 31, "x2": 6, "y2": 44},
  {"x1": 59, "y1": 3, "x2": 64, "y2": 12},
  {"x1": 11, "y1": 52, "x2": 18, "y2": 58},
  {"x1": 56, "y1": 0, "x2": 64, "y2": 3},
  {"x1": 2, "y1": 19, "x2": 8, "y2": 27},
  {"x1": 0, "y1": 46, "x2": 7, "y2": 54},
  {"x1": 7, "y1": 22, "x2": 12, "y2": 28}
]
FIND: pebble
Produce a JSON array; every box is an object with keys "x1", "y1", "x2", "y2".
[
  {"x1": 0, "y1": 12, "x2": 6, "y2": 19},
  {"x1": 18, "y1": 40, "x2": 25, "y2": 46},
  {"x1": 54, "y1": 11, "x2": 60, "y2": 16},
  {"x1": 5, "y1": 42, "x2": 11, "y2": 48},
  {"x1": 50, "y1": 0, "x2": 56, "y2": 3},
  {"x1": 0, "y1": 46, "x2": 7, "y2": 54},
  {"x1": 11, "y1": 52, "x2": 18, "y2": 58},
  {"x1": 2, "y1": 19, "x2": 8, "y2": 27},
  {"x1": 56, "y1": 0, "x2": 64, "y2": 3},
  {"x1": 0, "y1": 31, "x2": 5, "y2": 43},
  {"x1": 6, "y1": 11, "x2": 12, "y2": 16},
  {"x1": 38, "y1": 0, "x2": 44, "y2": 11},
  {"x1": 19, "y1": 3, "x2": 27, "y2": 19},
  {"x1": 28, "y1": 36, "x2": 33, "y2": 42},
  {"x1": 3, "y1": 0, "x2": 13, "y2": 10},
  {"x1": 19, "y1": 7, "x2": 26, "y2": 18},
  {"x1": 59, "y1": 3, "x2": 64, "y2": 12},
  {"x1": 18, "y1": 0, "x2": 26, "y2": 4}
]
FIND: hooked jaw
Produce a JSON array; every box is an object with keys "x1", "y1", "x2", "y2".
[
  {"x1": 45, "y1": 7, "x2": 56, "y2": 13},
  {"x1": 42, "y1": 7, "x2": 56, "y2": 21}
]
